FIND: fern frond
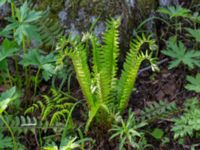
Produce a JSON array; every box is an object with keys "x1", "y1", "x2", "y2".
[
  {"x1": 25, "y1": 88, "x2": 76, "y2": 127},
  {"x1": 101, "y1": 18, "x2": 121, "y2": 93},
  {"x1": 172, "y1": 98, "x2": 200, "y2": 139},
  {"x1": 50, "y1": 110, "x2": 70, "y2": 126},
  {"x1": 42, "y1": 105, "x2": 54, "y2": 120},
  {"x1": 68, "y1": 42, "x2": 94, "y2": 108},
  {"x1": 35, "y1": 12, "x2": 64, "y2": 49},
  {"x1": 140, "y1": 100, "x2": 177, "y2": 122},
  {"x1": 90, "y1": 35, "x2": 102, "y2": 74},
  {"x1": 118, "y1": 35, "x2": 157, "y2": 112},
  {"x1": 0, "y1": 115, "x2": 64, "y2": 135},
  {"x1": 24, "y1": 100, "x2": 45, "y2": 115}
]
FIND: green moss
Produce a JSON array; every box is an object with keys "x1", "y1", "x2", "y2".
[
  {"x1": 137, "y1": 0, "x2": 158, "y2": 16},
  {"x1": 37, "y1": 0, "x2": 64, "y2": 13}
]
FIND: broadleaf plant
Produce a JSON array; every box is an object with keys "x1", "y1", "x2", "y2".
[
  {"x1": 20, "y1": 49, "x2": 56, "y2": 95},
  {"x1": 109, "y1": 110, "x2": 147, "y2": 150},
  {"x1": 1, "y1": 1, "x2": 42, "y2": 44},
  {"x1": 20, "y1": 49, "x2": 56, "y2": 81},
  {"x1": 0, "y1": 87, "x2": 18, "y2": 150},
  {"x1": 158, "y1": 6, "x2": 191, "y2": 19},
  {"x1": 0, "y1": 39, "x2": 18, "y2": 83},
  {"x1": 162, "y1": 37, "x2": 200, "y2": 69},
  {"x1": 186, "y1": 28, "x2": 200, "y2": 42},
  {"x1": 59, "y1": 18, "x2": 158, "y2": 132},
  {"x1": 185, "y1": 74, "x2": 200, "y2": 93}
]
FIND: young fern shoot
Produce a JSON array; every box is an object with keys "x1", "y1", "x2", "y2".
[{"x1": 59, "y1": 18, "x2": 158, "y2": 132}]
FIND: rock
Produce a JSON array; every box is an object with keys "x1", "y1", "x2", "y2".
[
  {"x1": 0, "y1": 3, "x2": 10, "y2": 17},
  {"x1": 58, "y1": 10, "x2": 68, "y2": 24},
  {"x1": 94, "y1": 22, "x2": 106, "y2": 37},
  {"x1": 125, "y1": 0, "x2": 136, "y2": 14},
  {"x1": 159, "y1": 0, "x2": 171, "y2": 6},
  {"x1": 65, "y1": 23, "x2": 80, "y2": 39},
  {"x1": 159, "y1": 0, "x2": 179, "y2": 6}
]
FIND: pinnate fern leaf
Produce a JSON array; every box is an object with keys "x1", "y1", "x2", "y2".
[
  {"x1": 172, "y1": 98, "x2": 200, "y2": 139},
  {"x1": 118, "y1": 35, "x2": 157, "y2": 112}
]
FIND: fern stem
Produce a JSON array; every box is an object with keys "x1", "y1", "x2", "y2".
[
  {"x1": 61, "y1": 101, "x2": 81, "y2": 140},
  {"x1": 11, "y1": 2, "x2": 15, "y2": 17},
  {"x1": 22, "y1": 37, "x2": 29, "y2": 96},
  {"x1": 34, "y1": 68, "x2": 41, "y2": 96},
  {"x1": 0, "y1": 115, "x2": 17, "y2": 150},
  {"x1": 7, "y1": 68, "x2": 13, "y2": 86},
  {"x1": 11, "y1": 2, "x2": 21, "y2": 88}
]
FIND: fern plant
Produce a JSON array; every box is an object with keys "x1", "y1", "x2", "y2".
[
  {"x1": 25, "y1": 88, "x2": 77, "y2": 126},
  {"x1": 140, "y1": 100, "x2": 177, "y2": 122},
  {"x1": 172, "y1": 98, "x2": 200, "y2": 139},
  {"x1": 35, "y1": 11, "x2": 64, "y2": 49},
  {"x1": 0, "y1": 133, "x2": 13, "y2": 149},
  {"x1": 58, "y1": 18, "x2": 158, "y2": 132}
]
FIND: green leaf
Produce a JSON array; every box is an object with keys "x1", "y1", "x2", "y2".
[
  {"x1": 0, "y1": 134, "x2": 13, "y2": 149},
  {"x1": 162, "y1": 38, "x2": 200, "y2": 69},
  {"x1": 0, "y1": 0, "x2": 7, "y2": 7},
  {"x1": 1, "y1": 1, "x2": 42, "y2": 44},
  {"x1": 0, "y1": 59, "x2": 8, "y2": 71},
  {"x1": 85, "y1": 103, "x2": 100, "y2": 133},
  {"x1": 20, "y1": 49, "x2": 56, "y2": 66},
  {"x1": 151, "y1": 128, "x2": 164, "y2": 140},
  {"x1": 0, "y1": 39, "x2": 18, "y2": 61},
  {"x1": 186, "y1": 28, "x2": 200, "y2": 42},
  {"x1": 158, "y1": 6, "x2": 191, "y2": 18},
  {"x1": 20, "y1": 49, "x2": 41, "y2": 67},
  {"x1": 0, "y1": 87, "x2": 17, "y2": 114},
  {"x1": 60, "y1": 137, "x2": 80, "y2": 150},
  {"x1": 42, "y1": 64, "x2": 56, "y2": 81},
  {"x1": 185, "y1": 74, "x2": 200, "y2": 93}
]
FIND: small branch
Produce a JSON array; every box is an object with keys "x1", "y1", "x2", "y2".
[{"x1": 138, "y1": 58, "x2": 169, "y2": 76}]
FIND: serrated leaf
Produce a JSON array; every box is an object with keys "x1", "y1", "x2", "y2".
[
  {"x1": 186, "y1": 28, "x2": 200, "y2": 42},
  {"x1": 42, "y1": 64, "x2": 56, "y2": 81},
  {"x1": 0, "y1": 134, "x2": 13, "y2": 149},
  {"x1": 185, "y1": 74, "x2": 200, "y2": 93},
  {"x1": 162, "y1": 38, "x2": 200, "y2": 69},
  {"x1": 20, "y1": 49, "x2": 56, "y2": 68},
  {"x1": 0, "y1": 39, "x2": 18, "y2": 61},
  {"x1": 20, "y1": 49, "x2": 41, "y2": 66},
  {"x1": 158, "y1": 6, "x2": 190, "y2": 18},
  {"x1": 1, "y1": 1, "x2": 42, "y2": 44}
]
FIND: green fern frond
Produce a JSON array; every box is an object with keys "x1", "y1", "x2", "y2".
[
  {"x1": 25, "y1": 88, "x2": 76, "y2": 126},
  {"x1": 0, "y1": 115, "x2": 64, "y2": 135},
  {"x1": 68, "y1": 42, "x2": 94, "y2": 108},
  {"x1": 140, "y1": 100, "x2": 177, "y2": 122},
  {"x1": 50, "y1": 110, "x2": 70, "y2": 126},
  {"x1": 118, "y1": 35, "x2": 157, "y2": 112},
  {"x1": 24, "y1": 100, "x2": 45, "y2": 115},
  {"x1": 172, "y1": 98, "x2": 200, "y2": 139},
  {"x1": 35, "y1": 12, "x2": 64, "y2": 49},
  {"x1": 101, "y1": 18, "x2": 121, "y2": 92}
]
